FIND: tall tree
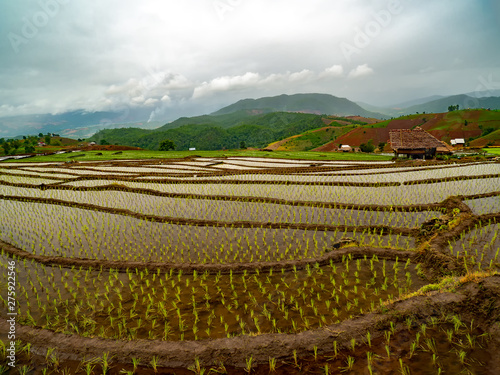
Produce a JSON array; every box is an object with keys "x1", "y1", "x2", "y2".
[{"x1": 159, "y1": 139, "x2": 176, "y2": 151}]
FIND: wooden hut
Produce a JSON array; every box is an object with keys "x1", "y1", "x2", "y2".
[{"x1": 389, "y1": 127, "x2": 450, "y2": 159}]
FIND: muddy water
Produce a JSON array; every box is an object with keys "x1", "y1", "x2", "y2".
[
  {"x1": 0, "y1": 253, "x2": 430, "y2": 341},
  {"x1": 180, "y1": 163, "x2": 500, "y2": 183},
  {"x1": 57, "y1": 177, "x2": 500, "y2": 205},
  {"x1": 4, "y1": 163, "x2": 497, "y2": 205},
  {"x1": 317, "y1": 320, "x2": 492, "y2": 375},
  {"x1": 448, "y1": 223, "x2": 500, "y2": 270},
  {"x1": 465, "y1": 195, "x2": 500, "y2": 215},
  {"x1": 0, "y1": 186, "x2": 443, "y2": 228},
  {"x1": 0, "y1": 200, "x2": 417, "y2": 263},
  {"x1": 0, "y1": 174, "x2": 63, "y2": 185}
]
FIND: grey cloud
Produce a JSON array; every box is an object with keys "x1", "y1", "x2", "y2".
[{"x1": 0, "y1": 0, "x2": 498, "y2": 121}]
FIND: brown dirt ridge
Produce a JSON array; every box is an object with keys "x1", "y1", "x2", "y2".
[{"x1": 1, "y1": 276, "x2": 499, "y2": 371}]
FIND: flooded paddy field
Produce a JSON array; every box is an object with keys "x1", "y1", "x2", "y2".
[{"x1": 1, "y1": 157, "x2": 499, "y2": 374}]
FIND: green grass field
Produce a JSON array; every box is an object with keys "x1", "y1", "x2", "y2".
[
  {"x1": 2, "y1": 149, "x2": 393, "y2": 163},
  {"x1": 483, "y1": 147, "x2": 500, "y2": 155}
]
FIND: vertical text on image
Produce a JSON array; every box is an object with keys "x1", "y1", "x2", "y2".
[{"x1": 6, "y1": 260, "x2": 17, "y2": 368}]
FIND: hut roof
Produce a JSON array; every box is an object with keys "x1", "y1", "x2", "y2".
[
  {"x1": 437, "y1": 142, "x2": 454, "y2": 153},
  {"x1": 389, "y1": 127, "x2": 445, "y2": 151}
]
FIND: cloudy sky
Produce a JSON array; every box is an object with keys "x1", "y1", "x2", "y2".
[{"x1": 1, "y1": 0, "x2": 499, "y2": 121}]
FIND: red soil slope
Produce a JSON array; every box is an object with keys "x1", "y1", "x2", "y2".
[{"x1": 330, "y1": 110, "x2": 498, "y2": 148}]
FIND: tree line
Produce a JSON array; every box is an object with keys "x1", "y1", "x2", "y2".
[{"x1": 0, "y1": 133, "x2": 58, "y2": 155}]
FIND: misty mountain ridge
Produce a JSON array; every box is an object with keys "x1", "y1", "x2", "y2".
[
  {"x1": 2, "y1": 92, "x2": 500, "y2": 139},
  {"x1": 356, "y1": 95, "x2": 500, "y2": 118},
  {"x1": 211, "y1": 93, "x2": 387, "y2": 119}
]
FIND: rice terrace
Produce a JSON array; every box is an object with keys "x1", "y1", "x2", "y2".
[{"x1": 1, "y1": 152, "x2": 500, "y2": 374}]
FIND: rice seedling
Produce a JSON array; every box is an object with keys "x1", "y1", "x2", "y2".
[
  {"x1": 188, "y1": 357, "x2": 205, "y2": 375},
  {"x1": 244, "y1": 356, "x2": 253, "y2": 374},
  {"x1": 268, "y1": 357, "x2": 277, "y2": 373},
  {"x1": 341, "y1": 356, "x2": 355, "y2": 372},
  {"x1": 101, "y1": 352, "x2": 113, "y2": 375},
  {"x1": 17, "y1": 365, "x2": 33, "y2": 375},
  {"x1": 1, "y1": 158, "x2": 498, "y2": 374}
]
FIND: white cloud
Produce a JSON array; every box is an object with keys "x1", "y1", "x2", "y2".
[
  {"x1": 192, "y1": 72, "x2": 261, "y2": 99},
  {"x1": 144, "y1": 98, "x2": 159, "y2": 106},
  {"x1": 320, "y1": 65, "x2": 344, "y2": 78},
  {"x1": 348, "y1": 64, "x2": 374, "y2": 79},
  {"x1": 131, "y1": 96, "x2": 146, "y2": 105},
  {"x1": 192, "y1": 69, "x2": 320, "y2": 99},
  {"x1": 0, "y1": 1, "x2": 497, "y2": 120},
  {"x1": 289, "y1": 69, "x2": 315, "y2": 82}
]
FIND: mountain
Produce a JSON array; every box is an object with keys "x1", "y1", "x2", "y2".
[
  {"x1": 357, "y1": 95, "x2": 500, "y2": 118},
  {"x1": 464, "y1": 89, "x2": 500, "y2": 98},
  {"x1": 346, "y1": 92, "x2": 500, "y2": 118},
  {"x1": 390, "y1": 95, "x2": 447, "y2": 109},
  {"x1": 89, "y1": 112, "x2": 329, "y2": 151},
  {"x1": 211, "y1": 93, "x2": 387, "y2": 119},
  {"x1": 402, "y1": 95, "x2": 500, "y2": 115},
  {"x1": 6, "y1": 92, "x2": 500, "y2": 148},
  {"x1": 355, "y1": 102, "x2": 394, "y2": 117},
  {"x1": 0, "y1": 109, "x2": 162, "y2": 139}
]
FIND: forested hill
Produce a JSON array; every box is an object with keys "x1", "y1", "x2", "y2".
[
  {"x1": 212, "y1": 93, "x2": 386, "y2": 119},
  {"x1": 88, "y1": 112, "x2": 328, "y2": 151}
]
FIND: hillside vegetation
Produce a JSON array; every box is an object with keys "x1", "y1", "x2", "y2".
[
  {"x1": 357, "y1": 95, "x2": 500, "y2": 118},
  {"x1": 322, "y1": 109, "x2": 500, "y2": 149},
  {"x1": 89, "y1": 112, "x2": 327, "y2": 151},
  {"x1": 212, "y1": 93, "x2": 386, "y2": 118},
  {"x1": 88, "y1": 109, "x2": 500, "y2": 152},
  {"x1": 266, "y1": 117, "x2": 364, "y2": 151}
]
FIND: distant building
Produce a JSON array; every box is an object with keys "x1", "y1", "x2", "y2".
[
  {"x1": 451, "y1": 138, "x2": 465, "y2": 147},
  {"x1": 339, "y1": 145, "x2": 352, "y2": 152},
  {"x1": 37, "y1": 142, "x2": 46, "y2": 147},
  {"x1": 389, "y1": 127, "x2": 451, "y2": 159},
  {"x1": 88, "y1": 142, "x2": 96, "y2": 146},
  {"x1": 189, "y1": 147, "x2": 196, "y2": 151}
]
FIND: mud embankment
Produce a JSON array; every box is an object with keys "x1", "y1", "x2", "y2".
[{"x1": 1, "y1": 275, "x2": 498, "y2": 369}]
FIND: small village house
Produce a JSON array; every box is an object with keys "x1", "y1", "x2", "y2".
[
  {"x1": 339, "y1": 144, "x2": 352, "y2": 152},
  {"x1": 389, "y1": 127, "x2": 452, "y2": 159},
  {"x1": 451, "y1": 138, "x2": 465, "y2": 148}
]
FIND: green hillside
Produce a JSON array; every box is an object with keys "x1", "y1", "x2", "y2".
[
  {"x1": 89, "y1": 112, "x2": 326, "y2": 151},
  {"x1": 212, "y1": 93, "x2": 386, "y2": 119},
  {"x1": 266, "y1": 119, "x2": 361, "y2": 151},
  {"x1": 403, "y1": 95, "x2": 500, "y2": 115},
  {"x1": 357, "y1": 95, "x2": 500, "y2": 118},
  {"x1": 329, "y1": 109, "x2": 500, "y2": 148},
  {"x1": 155, "y1": 110, "x2": 256, "y2": 131},
  {"x1": 89, "y1": 108, "x2": 500, "y2": 153}
]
